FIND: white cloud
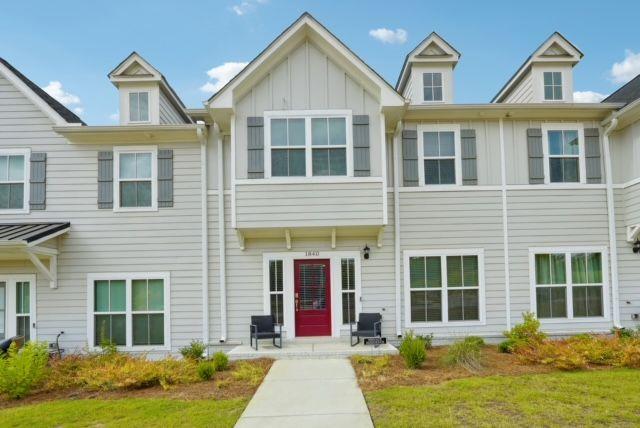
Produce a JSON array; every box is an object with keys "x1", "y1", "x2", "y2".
[
  {"x1": 43, "y1": 81, "x2": 81, "y2": 106},
  {"x1": 73, "y1": 107, "x2": 84, "y2": 115},
  {"x1": 109, "y1": 111, "x2": 119, "y2": 122},
  {"x1": 231, "y1": 0, "x2": 267, "y2": 15},
  {"x1": 573, "y1": 91, "x2": 607, "y2": 103},
  {"x1": 369, "y1": 28, "x2": 408, "y2": 44},
  {"x1": 200, "y1": 61, "x2": 248, "y2": 94},
  {"x1": 610, "y1": 50, "x2": 640, "y2": 84}
]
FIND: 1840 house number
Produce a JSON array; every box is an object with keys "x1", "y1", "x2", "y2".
[{"x1": 305, "y1": 251, "x2": 320, "y2": 257}]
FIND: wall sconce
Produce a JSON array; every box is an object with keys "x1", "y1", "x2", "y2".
[
  {"x1": 633, "y1": 240, "x2": 640, "y2": 254},
  {"x1": 363, "y1": 244, "x2": 370, "y2": 260}
]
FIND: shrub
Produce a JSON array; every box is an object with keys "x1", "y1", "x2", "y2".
[
  {"x1": 352, "y1": 355, "x2": 374, "y2": 365},
  {"x1": 621, "y1": 342, "x2": 640, "y2": 368},
  {"x1": 232, "y1": 361, "x2": 265, "y2": 386},
  {"x1": 501, "y1": 312, "x2": 546, "y2": 352},
  {"x1": 498, "y1": 338, "x2": 517, "y2": 353},
  {"x1": 443, "y1": 336, "x2": 485, "y2": 372},
  {"x1": 211, "y1": 351, "x2": 229, "y2": 371},
  {"x1": 197, "y1": 361, "x2": 216, "y2": 380},
  {"x1": 399, "y1": 331, "x2": 427, "y2": 369},
  {"x1": 99, "y1": 338, "x2": 118, "y2": 357},
  {"x1": 0, "y1": 341, "x2": 49, "y2": 399},
  {"x1": 180, "y1": 340, "x2": 206, "y2": 361},
  {"x1": 417, "y1": 333, "x2": 434, "y2": 350}
]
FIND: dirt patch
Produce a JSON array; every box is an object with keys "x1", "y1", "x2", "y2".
[
  {"x1": 0, "y1": 358, "x2": 273, "y2": 410},
  {"x1": 353, "y1": 346, "x2": 556, "y2": 392}
]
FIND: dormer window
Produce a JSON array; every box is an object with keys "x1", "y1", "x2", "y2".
[
  {"x1": 129, "y1": 92, "x2": 150, "y2": 122},
  {"x1": 543, "y1": 72, "x2": 563, "y2": 101},
  {"x1": 423, "y1": 72, "x2": 443, "y2": 102}
]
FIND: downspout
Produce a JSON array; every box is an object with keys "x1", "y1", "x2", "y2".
[
  {"x1": 393, "y1": 121, "x2": 403, "y2": 337},
  {"x1": 197, "y1": 123, "x2": 209, "y2": 352},
  {"x1": 603, "y1": 117, "x2": 621, "y2": 327},
  {"x1": 499, "y1": 118, "x2": 511, "y2": 330},
  {"x1": 216, "y1": 124, "x2": 227, "y2": 342}
]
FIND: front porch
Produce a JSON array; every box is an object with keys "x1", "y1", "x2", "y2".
[{"x1": 227, "y1": 336, "x2": 398, "y2": 360}]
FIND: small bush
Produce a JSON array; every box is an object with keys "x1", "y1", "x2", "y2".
[
  {"x1": 180, "y1": 340, "x2": 206, "y2": 361},
  {"x1": 621, "y1": 342, "x2": 640, "y2": 368},
  {"x1": 352, "y1": 355, "x2": 374, "y2": 365},
  {"x1": 443, "y1": 336, "x2": 484, "y2": 372},
  {"x1": 0, "y1": 341, "x2": 50, "y2": 399},
  {"x1": 417, "y1": 333, "x2": 434, "y2": 349},
  {"x1": 399, "y1": 331, "x2": 427, "y2": 369},
  {"x1": 211, "y1": 352, "x2": 229, "y2": 371},
  {"x1": 501, "y1": 312, "x2": 546, "y2": 352},
  {"x1": 99, "y1": 338, "x2": 118, "y2": 357},
  {"x1": 197, "y1": 361, "x2": 216, "y2": 380},
  {"x1": 232, "y1": 361, "x2": 265, "y2": 386},
  {"x1": 498, "y1": 338, "x2": 517, "y2": 353}
]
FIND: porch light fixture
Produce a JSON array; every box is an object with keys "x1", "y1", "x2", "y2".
[
  {"x1": 633, "y1": 240, "x2": 640, "y2": 254},
  {"x1": 363, "y1": 244, "x2": 370, "y2": 260}
]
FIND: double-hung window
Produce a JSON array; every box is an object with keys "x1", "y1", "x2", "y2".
[
  {"x1": 543, "y1": 72, "x2": 563, "y2": 101},
  {"x1": 542, "y1": 124, "x2": 585, "y2": 184},
  {"x1": 418, "y1": 125, "x2": 461, "y2": 186},
  {"x1": 531, "y1": 248, "x2": 607, "y2": 320},
  {"x1": 423, "y1": 72, "x2": 443, "y2": 102},
  {"x1": 129, "y1": 92, "x2": 150, "y2": 122},
  {"x1": 266, "y1": 111, "x2": 351, "y2": 178},
  {"x1": 0, "y1": 149, "x2": 29, "y2": 212},
  {"x1": 268, "y1": 260, "x2": 284, "y2": 325},
  {"x1": 90, "y1": 273, "x2": 169, "y2": 349},
  {"x1": 406, "y1": 250, "x2": 484, "y2": 325},
  {"x1": 114, "y1": 147, "x2": 157, "y2": 210}
]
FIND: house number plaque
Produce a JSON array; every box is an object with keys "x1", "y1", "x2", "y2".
[{"x1": 305, "y1": 251, "x2": 320, "y2": 257}]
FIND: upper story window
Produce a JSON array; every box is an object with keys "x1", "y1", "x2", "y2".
[
  {"x1": 543, "y1": 72, "x2": 563, "y2": 101},
  {"x1": 266, "y1": 111, "x2": 352, "y2": 178},
  {"x1": 0, "y1": 149, "x2": 29, "y2": 212},
  {"x1": 531, "y1": 248, "x2": 608, "y2": 320},
  {"x1": 114, "y1": 147, "x2": 157, "y2": 211},
  {"x1": 417, "y1": 125, "x2": 461, "y2": 186},
  {"x1": 542, "y1": 124, "x2": 585, "y2": 184},
  {"x1": 423, "y1": 72, "x2": 443, "y2": 102},
  {"x1": 129, "y1": 92, "x2": 150, "y2": 122}
]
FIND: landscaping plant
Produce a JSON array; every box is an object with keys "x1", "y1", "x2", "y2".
[
  {"x1": 232, "y1": 361, "x2": 266, "y2": 386},
  {"x1": 197, "y1": 361, "x2": 216, "y2": 380},
  {"x1": 499, "y1": 312, "x2": 546, "y2": 353},
  {"x1": 0, "y1": 341, "x2": 49, "y2": 399},
  {"x1": 443, "y1": 336, "x2": 485, "y2": 372},
  {"x1": 399, "y1": 331, "x2": 427, "y2": 369},
  {"x1": 212, "y1": 351, "x2": 229, "y2": 371},
  {"x1": 179, "y1": 340, "x2": 207, "y2": 361}
]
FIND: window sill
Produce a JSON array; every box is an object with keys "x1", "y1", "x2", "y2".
[
  {"x1": 539, "y1": 317, "x2": 610, "y2": 324},
  {"x1": 406, "y1": 320, "x2": 486, "y2": 328},
  {"x1": 0, "y1": 208, "x2": 30, "y2": 214},
  {"x1": 236, "y1": 176, "x2": 383, "y2": 185},
  {"x1": 89, "y1": 345, "x2": 171, "y2": 353},
  {"x1": 113, "y1": 206, "x2": 159, "y2": 213}
]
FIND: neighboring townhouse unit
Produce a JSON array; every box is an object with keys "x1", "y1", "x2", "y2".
[{"x1": 1, "y1": 12, "x2": 640, "y2": 354}]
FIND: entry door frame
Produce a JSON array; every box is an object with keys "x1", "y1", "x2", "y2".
[
  {"x1": 0, "y1": 274, "x2": 37, "y2": 341},
  {"x1": 262, "y1": 251, "x2": 362, "y2": 339}
]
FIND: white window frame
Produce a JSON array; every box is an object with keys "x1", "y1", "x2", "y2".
[
  {"x1": 422, "y1": 72, "x2": 444, "y2": 102},
  {"x1": 543, "y1": 71, "x2": 564, "y2": 101},
  {"x1": 417, "y1": 124, "x2": 462, "y2": 187},
  {"x1": 262, "y1": 251, "x2": 362, "y2": 339},
  {"x1": 0, "y1": 148, "x2": 30, "y2": 214},
  {"x1": 264, "y1": 110, "x2": 354, "y2": 179},
  {"x1": 267, "y1": 260, "x2": 285, "y2": 325},
  {"x1": 87, "y1": 272, "x2": 171, "y2": 352},
  {"x1": 529, "y1": 246, "x2": 610, "y2": 323},
  {"x1": 542, "y1": 123, "x2": 586, "y2": 185},
  {"x1": 113, "y1": 145, "x2": 158, "y2": 212},
  {"x1": 403, "y1": 249, "x2": 486, "y2": 328},
  {"x1": 128, "y1": 91, "x2": 151, "y2": 123},
  {"x1": 340, "y1": 258, "x2": 357, "y2": 325},
  {"x1": 0, "y1": 275, "x2": 37, "y2": 341}
]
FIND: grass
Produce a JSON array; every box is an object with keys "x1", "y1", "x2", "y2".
[
  {"x1": 365, "y1": 369, "x2": 640, "y2": 427},
  {"x1": 0, "y1": 397, "x2": 247, "y2": 427}
]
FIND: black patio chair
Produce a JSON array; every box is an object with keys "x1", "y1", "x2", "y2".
[
  {"x1": 249, "y1": 315, "x2": 282, "y2": 350},
  {"x1": 350, "y1": 313, "x2": 382, "y2": 346},
  {"x1": 0, "y1": 336, "x2": 25, "y2": 357}
]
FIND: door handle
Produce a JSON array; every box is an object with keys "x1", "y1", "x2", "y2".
[{"x1": 295, "y1": 292, "x2": 299, "y2": 312}]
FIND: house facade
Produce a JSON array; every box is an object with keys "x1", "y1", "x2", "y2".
[{"x1": 1, "y1": 13, "x2": 640, "y2": 354}]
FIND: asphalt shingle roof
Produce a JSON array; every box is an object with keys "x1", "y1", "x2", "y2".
[{"x1": 603, "y1": 74, "x2": 640, "y2": 105}]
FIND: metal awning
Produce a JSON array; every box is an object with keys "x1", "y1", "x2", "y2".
[{"x1": 0, "y1": 222, "x2": 70, "y2": 246}]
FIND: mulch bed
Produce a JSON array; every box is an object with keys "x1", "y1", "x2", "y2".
[
  {"x1": 0, "y1": 358, "x2": 273, "y2": 410},
  {"x1": 353, "y1": 346, "x2": 556, "y2": 392}
]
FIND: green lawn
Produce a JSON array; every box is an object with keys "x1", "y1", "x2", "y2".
[
  {"x1": 0, "y1": 397, "x2": 247, "y2": 428},
  {"x1": 365, "y1": 369, "x2": 640, "y2": 427}
]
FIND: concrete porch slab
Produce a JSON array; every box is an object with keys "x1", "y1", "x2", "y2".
[{"x1": 227, "y1": 337, "x2": 398, "y2": 360}]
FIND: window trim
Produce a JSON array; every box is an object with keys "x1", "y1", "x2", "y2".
[
  {"x1": 422, "y1": 72, "x2": 444, "y2": 103},
  {"x1": 541, "y1": 123, "x2": 586, "y2": 185},
  {"x1": 128, "y1": 91, "x2": 151, "y2": 124},
  {"x1": 0, "y1": 148, "x2": 30, "y2": 214},
  {"x1": 264, "y1": 110, "x2": 354, "y2": 179},
  {"x1": 417, "y1": 124, "x2": 462, "y2": 187},
  {"x1": 403, "y1": 249, "x2": 486, "y2": 328},
  {"x1": 542, "y1": 71, "x2": 564, "y2": 102},
  {"x1": 113, "y1": 145, "x2": 158, "y2": 212},
  {"x1": 86, "y1": 272, "x2": 171, "y2": 352},
  {"x1": 529, "y1": 246, "x2": 610, "y2": 324},
  {"x1": 0, "y1": 275, "x2": 36, "y2": 341}
]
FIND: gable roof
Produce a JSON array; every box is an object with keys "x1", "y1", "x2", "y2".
[
  {"x1": 0, "y1": 57, "x2": 85, "y2": 125},
  {"x1": 491, "y1": 32, "x2": 584, "y2": 103},
  {"x1": 396, "y1": 32, "x2": 460, "y2": 92},
  {"x1": 603, "y1": 74, "x2": 640, "y2": 105},
  {"x1": 207, "y1": 12, "x2": 405, "y2": 109},
  {"x1": 109, "y1": 52, "x2": 192, "y2": 123}
]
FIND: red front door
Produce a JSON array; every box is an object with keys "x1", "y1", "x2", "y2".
[{"x1": 294, "y1": 259, "x2": 331, "y2": 336}]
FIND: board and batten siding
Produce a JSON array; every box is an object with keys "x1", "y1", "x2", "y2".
[
  {"x1": 0, "y1": 74, "x2": 203, "y2": 353},
  {"x1": 233, "y1": 40, "x2": 382, "y2": 179},
  {"x1": 398, "y1": 190, "x2": 506, "y2": 337},
  {"x1": 507, "y1": 188, "x2": 612, "y2": 332}
]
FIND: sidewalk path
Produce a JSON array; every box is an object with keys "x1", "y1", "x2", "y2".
[{"x1": 235, "y1": 358, "x2": 374, "y2": 427}]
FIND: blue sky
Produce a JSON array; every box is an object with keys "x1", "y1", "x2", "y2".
[{"x1": 1, "y1": 0, "x2": 639, "y2": 124}]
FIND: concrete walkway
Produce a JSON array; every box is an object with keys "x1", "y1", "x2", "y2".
[{"x1": 235, "y1": 359, "x2": 373, "y2": 427}]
